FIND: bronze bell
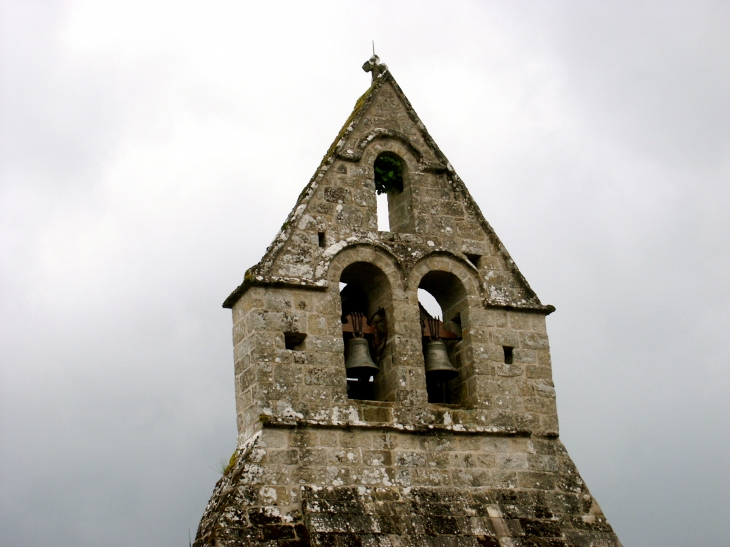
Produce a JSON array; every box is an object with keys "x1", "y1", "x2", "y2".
[
  {"x1": 345, "y1": 337, "x2": 380, "y2": 379},
  {"x1": 424, "y1": 340, "x2": 458, "y2": 381}
]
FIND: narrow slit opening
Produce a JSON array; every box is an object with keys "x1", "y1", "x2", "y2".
[{"x1": 503, "y1": 346, "x2": 514, "y2": 365}]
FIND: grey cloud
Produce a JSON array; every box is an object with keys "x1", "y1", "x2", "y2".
[{"x1": 1, "y1": 1, "x2": 728, "y2": 546}]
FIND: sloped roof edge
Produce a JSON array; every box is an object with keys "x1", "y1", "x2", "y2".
[
  {"x1": 382, "y1": 74, "x2": 545, "y2": 310},
  {"x1": 223, "y1": 73, "x2": 389, "y2": 308}
]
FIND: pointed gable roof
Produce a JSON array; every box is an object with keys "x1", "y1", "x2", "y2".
[{"x1": 223, "y1": 60, "x2": 553, "y2": 315}]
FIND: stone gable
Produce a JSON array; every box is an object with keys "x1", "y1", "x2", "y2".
[{"x1": 223, "y1": 66, "x2": 548, "y2": 313}]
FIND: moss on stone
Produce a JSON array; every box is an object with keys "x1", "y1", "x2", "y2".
[{"x1": 222, "y1": 450, "x2": 237, "y2": 475}]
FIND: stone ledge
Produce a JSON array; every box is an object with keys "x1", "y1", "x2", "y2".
[{"x1": 260, "y1": 414, "x2": 533, "y2": 437}]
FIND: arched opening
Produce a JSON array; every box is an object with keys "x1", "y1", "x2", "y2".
[
  {"x1": 340, "y1": 262, "x2": 392, "y2": 401},
  {"x1": 418, "y1": 271, "x2": 469, "y2": 405},
  {"x1": 373, "y1": 152, "x2": 412, "y2": 233},
  {"x1": 374, "y1": 152, "x2": 404, "y2": 194}
]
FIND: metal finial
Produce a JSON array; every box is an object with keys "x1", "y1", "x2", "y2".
[{"x1": 372, "y1": 41, "x2": 375, "y2": 56}]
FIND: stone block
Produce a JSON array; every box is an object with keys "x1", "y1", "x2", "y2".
[
  {"x1": 525, "y1": 366, "x2": 551, "y2": 379},
  {"x1": 520, "y1": 332, "x2": 550, "y2": 350},
  {"x1": 340, "y1": 431, "x2": 374, "y2": 449},
  {"x1": 517, "y1": 472, "x2": 556, "y2": 490},
  {"x1": 324, "y1": 186, "x2": 352, "y2": 204},
  {"x1": 362, "y1": 405, "x2": 393, "y2": 423},
  {"x1": 266, "y1": 291, "x2": 293, "y2": 310},
  {"x1": 523, "y1": 397, "x2": 555, "y2": 414},
  {"x1": 540, "y1": 415, "x2": 560, "y2": 436},
  {"x1": 259, "y1": 428, "x2": 289, "y2": 449},
  {"x1": 497, "y1": 453, "x2": 528, "y2": 471},
  {"x1": 512, "y1": 349, "x2": 536, "y2": 364},
  {"x1": 329, "y1": 448, "x2": 362, "y2": 465},
  {"x1": 307, "y1": 313, "x2": 328, "y2": 335},
  {"x1": 300, "y1": 386, "x2": 334, "y2": 404},
  {"x1": 527, "y1": 455, "x2": 559, "y2": 473},
  {"x1": 492, "y1": 329, "x2": 521, "y2": 349},
  {"x1": 268, "y1": 449, "x2": 300, "y2": 465},
  {"x1": 413, "y1": 468, "x2": 451, "y2": 486},
  {"x1": 496, "y1": 363, "x2": 524, "y2": 378},
  {"x1": 304, "y1": 366, "x2": 343, "y2": 386},
  {"x1": 419, "y1": 436, "x2": 456, "y2": 453},
  {"x1": 507, "y1": 312, "x2": 531, "y2": 331},
  {"x1": 451, "y1": 468, "x2": 490, "y2": 487},
  {"x1": 275, "y1": 364, "x2": 303, "y2": 386},
  {"x1": 394, "y1": 450, "x2": 426, "y2": 467}
]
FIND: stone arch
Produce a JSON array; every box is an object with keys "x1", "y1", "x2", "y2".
[
  {"x1": 360, "y1": 139, "x2": 420, "y2": 184},
  {"x1": 409, "y1": 252, "x2": 481, "y2": 299},
  {"x1": 327, "y1": 244, "x2": 404, "y2": 402},
  {"x1": 361, "y1": 140, "x2": 419, "y2": 233},
  {"x1": 326, "y1": 243, "x2": 404, "y2": 292},
  {"x1": 409, "y1": 253, "x2": 482, "y2": 405},
  {"x1": 356, "y1": 129, "x2": 424, "y2": 164}
]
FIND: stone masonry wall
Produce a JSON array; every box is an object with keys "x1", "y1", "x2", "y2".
[
  {"x1": 232, "y1": 246, "x2": 559, "y2": 445},
  {"x1": 194, "y1": 425, "x2": 620, "y2": 547}
]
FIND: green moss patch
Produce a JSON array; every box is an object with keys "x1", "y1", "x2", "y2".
[{"x1": 374, "y1": 153, "x2": 404, "y2": 195}]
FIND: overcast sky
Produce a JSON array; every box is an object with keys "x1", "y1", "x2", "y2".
[{"x1": 1, "y1": 2, "x2": 728, "y2": 546}]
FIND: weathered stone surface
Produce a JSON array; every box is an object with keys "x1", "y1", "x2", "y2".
[
  {"x1": 195, "y1": 57, "x2": 621, "y2": 547},
  {"x1": 195, "y1": 428, "x2": 619, "y2": 547}
]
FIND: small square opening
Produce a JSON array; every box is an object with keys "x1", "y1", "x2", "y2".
[
  {"x1": 503, "y1": 346, "x2": 514, "y2": 365},
  {"x1": 465, "y1": 253, "x2": 481, "y2": 268},
  {"x1": 284, "y1": 332, "x2": 307, "y2": 351}
]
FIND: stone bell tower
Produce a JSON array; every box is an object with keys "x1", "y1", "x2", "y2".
[{"x1": 194, "y1": 56, "x2": 622, "y2": 547}]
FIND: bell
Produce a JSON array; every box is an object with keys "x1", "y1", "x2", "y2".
[
  {"x1": 424, "y1": 340, "x2": 458, "y2": 381},
  {"x1": 345, "y1": 337, "x2": 380, "y2": 379}
]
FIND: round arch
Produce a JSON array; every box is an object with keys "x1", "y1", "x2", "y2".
[
  {"x1": 357, "y1": 129, "x2": 424, "y2": 165},
  {"x1": 409, "y1": 252, "x2": 481, "y2": 298},
  {"x1": 326, "y1": 243, "x2": 404, "y2": 293},
  {"x1": 361, "y1": 140, "x2": 418, "y2": 234}
]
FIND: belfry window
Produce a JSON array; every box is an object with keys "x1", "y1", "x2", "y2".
[
  {"x1": 373, "y1": 152, "x2": 412, "y2": 233},
  {"x1": 418, "y1": 272, "x2": 469, "y2": 405},
  {"x1": 339, "y1": 263, "x2": 391, "y2": 401},
  {"x1": 374, "y1": 152, "x2": 404, "y2": 195}
]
